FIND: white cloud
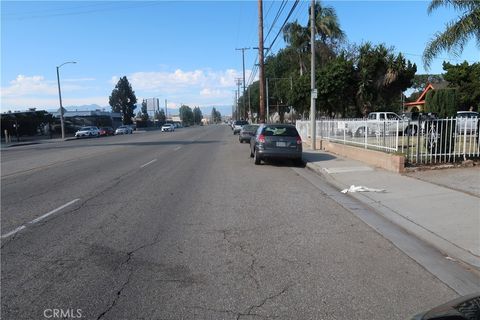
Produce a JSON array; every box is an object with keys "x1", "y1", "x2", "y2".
[
  {"x1": 63, "y1": 77, "x2": 96, "y2": 82},
  {"x1": 120, "y1": 68, "x2": 253, "y2": 109},
  {"x1": 1, "y1": 68, "x2": 253, "y2": 113},
  {"x1": 200, "y1": 87, "x2": 232, "y2": 99},
  {"x1": 1, "y1": 74, "x2": 86, "y2": 98},
  {"x1": 1, "y1": 96, "x2": 109, "y2": 111},
  {"x1": 1, "y1": 75, "x2": 57, "y2": 97},
  {"x1": 119, "y1": 68, "x2": 250, "y2": 92}
]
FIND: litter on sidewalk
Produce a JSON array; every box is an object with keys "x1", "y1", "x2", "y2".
[{"x1": 341, "y1": 185, "x2": 386, "y2": 193}]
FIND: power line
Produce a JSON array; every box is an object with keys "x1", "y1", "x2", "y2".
[
  {"x1": 264, "y1": 1, "x2": 276, "y2": 21},
  {"x1": 246, "y1": 1, "x2": 281, "y2": 87},
  {"x1": 264, "y1": 0, "x2": 288, "y2": 43},
  {"x1": 401, "y1": 52, "x2": 478, "y2": 64},
  {"x1": 4, "y1": 2, "x2": 161, "y2": 20},
  {"x1": 265, "y1": 0, "x2": 300, "y2": 57},
  {"x1": 247, "y1": 0, "x2": 299, "y2": 88}
]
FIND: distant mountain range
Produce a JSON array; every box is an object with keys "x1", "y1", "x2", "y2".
[{"x1": 46, "y1": 104, "x2": 233, "y2": 117}]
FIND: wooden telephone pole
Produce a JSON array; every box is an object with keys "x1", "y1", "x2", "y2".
[{"x1": 258, "y1": 0, "x2": 265, "y2": 123}]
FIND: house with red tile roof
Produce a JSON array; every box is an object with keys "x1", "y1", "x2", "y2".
[{"x1": 404, "y1": 82, "x2": 449, "y2": 112}]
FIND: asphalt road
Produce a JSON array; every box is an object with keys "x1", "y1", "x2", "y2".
[{"x1": 1, "y1": 125, "x2": 457, "y2": 320}]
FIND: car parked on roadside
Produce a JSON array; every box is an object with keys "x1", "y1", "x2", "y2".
[
  {"x1": 233, "y1": 120, "x2": 249, "y2": 135},
  {"x1": 75, "y1": 126, "x2": 100, "y2": 138},
  {"x1": 161, "y1": 123, "x2": 175, "y2": 132},
  {"x1": 456, "y1": 111, "x2": 479, "y2": 134},
  {"x1": 99, "y1": 127, "x2": 114, "y2": 136},
  {"x1": 250, "y1": 124, "x2": 303, "y2": 166},
  {"x1": 115, "y1": 125, "x2": 133, "y2": 135},
  {"x1": 239, "y1": 124, "x2": 259, "y2": 143}
]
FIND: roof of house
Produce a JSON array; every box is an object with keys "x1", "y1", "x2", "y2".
[{"x1": 404, "y1": 81, "x2": 449, "y2": 106}]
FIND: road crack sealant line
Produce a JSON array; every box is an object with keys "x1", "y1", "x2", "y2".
[
  {"x1": 221, "y1": 229, "x2": 260, "y2": 289},
  {"x1": 95, "y1": 233, "x2": 163, "y2": 320},
  {"x1": 190, "y1": 285, "x2": 292, "y2": 320},
  {"x1": 236, "y1": 285, "x2": 292, "y2": 320}
]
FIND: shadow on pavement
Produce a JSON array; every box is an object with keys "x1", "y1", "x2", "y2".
[
  {"x1": 302, "y1": 152, "x2": 337, "y2": 162},
  {"x1": 17, "y1": 139, "x2": 222, "y2": 151},
  {"x1": 261, "y1": 159, "x2": 307, "y2": 168}
]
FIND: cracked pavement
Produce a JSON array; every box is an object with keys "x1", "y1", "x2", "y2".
[{"x1": 1, "y1": 126, "x2": 457, "y2": 319}]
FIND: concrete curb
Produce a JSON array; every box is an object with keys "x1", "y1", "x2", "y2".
[{"x1": 304, "y1": 161, "x2": 480, "y2": 270}]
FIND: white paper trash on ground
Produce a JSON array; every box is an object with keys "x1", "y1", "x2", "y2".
[{"x1": 341, "y1": 185, "x2": 386, "y2": 193}]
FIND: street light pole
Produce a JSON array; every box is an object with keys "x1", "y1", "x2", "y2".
[
  {"x1": 56, "y1": 61, "x2": 76, "y2": 139},
  {"x1": 310, "y1": 0, "x2": 316, "y2": 150}
]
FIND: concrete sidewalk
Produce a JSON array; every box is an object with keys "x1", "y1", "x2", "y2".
[{"x1": 302, "y1": 150, "x2": 480, "y2": 270}]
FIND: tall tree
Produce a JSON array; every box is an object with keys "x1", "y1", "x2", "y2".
[
  {"x1": 423, "y1": 0, "x2": 480, "y2": 69},
  {"x1": 211, "y1": 107, "x2": 221, "y2": 124},
  {"x1": 140, "y1": 99, "x2": 149, "y2": 122},
  {"x1": 282, "y1": 21, "x2": 309, "y2": 76},
  {"x1": 179, "y1": 105, "x2": 194, "y2": 126},
  {"x1": 154, "y1": 109, "x2": 166, "y2": 124},
  {"x1": 283, "y1": 1, "x2": 345, "y2": 76},
  {"x1": 311, "y1": 1, "x2": 345, "y2": 43},
  {"x1": 425, "y1": 88, "x2": 457, "y2": 117},
  {"x1": 442, "y1": 61, "x2": 480, "y2": 110},
  {"x1": 193, "y1": 107, "x2": 203, "y2": 125},
  {"x1": 316, "y1": 54, "x2": 357, "y2": 117},
  {"x1": 109, "y1": 76, "x2": 137, "y2": 125},
  {"x1": 355, "y1": 43, "x2": 416, "y2": 114}
]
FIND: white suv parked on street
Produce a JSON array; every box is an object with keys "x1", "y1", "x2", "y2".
[{"x1": 75, "y1": 126, "x2": 100, "y2": 138}]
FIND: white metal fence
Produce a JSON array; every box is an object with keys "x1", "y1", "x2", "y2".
[{"x1": 296, "y1": 117, "x2": 480, "y2": 165}]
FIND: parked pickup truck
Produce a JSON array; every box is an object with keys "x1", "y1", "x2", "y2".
[{"x1": 348, "y1": 112, "x2": 410, "y2": 137}]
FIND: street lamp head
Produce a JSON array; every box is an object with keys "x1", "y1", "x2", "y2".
[{"x1": 57, "y1": 61, "x2": 77, "y2": 68}]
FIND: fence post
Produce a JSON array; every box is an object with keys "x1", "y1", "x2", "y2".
[
  {"x1": 463, "y1": 117, "x2": 467, "y2": 160},
  {"x1": 395, "y1": 120, "x2": 399, "y2": 152},
  {"x1": 364, "y1": 119, "x2": 367, "y2": 149},
  {"x1": 405, "y1": 120, "x2": 410, "y2": 155},
  {"x1": 416, "y1": 119, "x2": 421, "y2": 164}
]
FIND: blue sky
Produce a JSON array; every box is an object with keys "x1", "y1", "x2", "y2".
[{"x1": 1, "y1": 0, "x2": 478, "y2": 115}]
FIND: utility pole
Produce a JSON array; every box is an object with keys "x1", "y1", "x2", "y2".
[
  {"x1": 236, "y1": 47, "x2": 250, "y2": 121},
  {"x1": 235, "y1": 78, "x2": 243, "y2": 120},
  {"x1": 258, "y1": 0, "x2": 265, "y2": 123},
  {"x1": 310, "y1": 0, "x2": 317, "y2": 150},
  {"x1": 235, "y1": 89, "x2": 238, "y2": 120},
  {"x1": 165, "y1": 99, "x2": 168, "y2": 120},
  {"x1": 248, "y1": 87, "x2": 252, "y2": 122},
  {"x1": 266, "y1": 78, "x2": 269, "y2": 123}
]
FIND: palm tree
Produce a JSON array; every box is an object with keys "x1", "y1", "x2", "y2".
[
  {"x1": 423, "y1": 0, "x2": 480, "y2": 69},
  {"x1": 310, "y1": 2, "x2": 345, "y2": 44},
  {"x1": 282, "y1": 1, "x2": 345, "y2": 76},
  {"x1": 282, "y1": 21, "x2": 309, "y2": 76}
]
